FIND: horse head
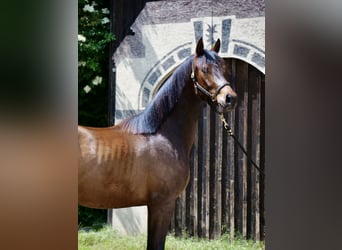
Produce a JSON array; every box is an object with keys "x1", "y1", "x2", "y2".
[{"x1": 192, "y1": 38, "x2": 237, "y2": 113}]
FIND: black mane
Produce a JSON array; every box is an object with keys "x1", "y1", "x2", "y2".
[{"x1": 119, "y1": 55, "x2": 194, "y2": 134}]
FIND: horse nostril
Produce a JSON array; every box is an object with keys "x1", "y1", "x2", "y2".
[{"x1": 226, "y1": 95, "x2": 232, "y2": 105}]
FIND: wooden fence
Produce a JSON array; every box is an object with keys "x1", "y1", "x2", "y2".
[{"x1": 169, "y1": 59, "x2": 265, "y2": 240}]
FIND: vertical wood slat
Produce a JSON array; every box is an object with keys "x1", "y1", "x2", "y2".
[
  {"x1": 247, "y1": 65, "x2": 261, "y2": 240},
  {"x1": 246, "y1": 65, "x2": 253, "y2": 239},
  {"x1": 174, "y1": 196, "x2": 182, "y2": 237},
  {"x1": 256, "y1": 69, "x2": 262, "y2": 241},
  {"x1": 185, "y1": 149, "x2": 192, "y2": 236},
  {"x1": 197, "y1": 103, "x2": 210, "y2": 238},
  {"x1": 187, "y1": 130, "x2": 198, "y2": 237},
  {"x1": 209, "y1": 107, "x2": 222, "y2": 239},
  {"x1": 221, "y1": 123, "x2": 229, "y2": 233},
  {"x1": 259, "y1": 75, "x2": 266, "y2": 241},
  {"x1": 204, "y1": 105, "x2": 210, "y2": 238},
  {"x1": 196, "y1": 103, "x2": 204, "y2": 237},
  {"x1": 181, "y1": 191, "x2": 186, "y2": 234},
  {"x1": 234, "y1": 60, "x2": 249, "y2": 238},
  {"x1": 209, "y1": 107, "x2": 216, "y2": 239},
  {"x1": 229, "y1": 59, "x2": 236, "y2": 239},
  {"x1": 219, "y1": 58, "x2": 236, "y2": 239},
  {"x1": 216, "y1": 102, "x2": 223, "y2": 240}
]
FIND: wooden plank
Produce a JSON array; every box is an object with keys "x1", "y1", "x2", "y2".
[
  {"x1": 187, "y1": 135, "x2": 198, "y2": 237},
  {"x1": 214, "y1": 114, "x2": 222, "y2": 240},
  {"x1": 246, "y1": 65, "x2": 253, "y2": 239},
  {"x1": 221, "y1": 58, "x2": 237, "y2": 236},
  {"x1": 197, "y1": 103, "x2": 210, "y2": 238},
  {"x1": 234, "y1": 60, "x2": 249, "y2": 238},
  {"x1": 204, "y1": 105, "x2": 210, "y2": 238},
  {"x1": 196, "y1": 105, "x2": 203, "y2": 237},
  {"x1": 181, "y1": 190, "x2": 186, "y2": 236},
  {"x1": 175, "y1": 197, "x2": 182, "y2": 237},
  {"x1": 247, "y1": 65, "x2": 262, "y2": 239},
  {"x1": 229, "y1": 179, "x2": 235, "y2": 239},
  {"x1": 259, "y1": 75, "x2": 265, "y2": 240},
  {"x1": 254, "y1": 70, "x2": 262, "y2": 241},
  {"x1": 192, "y1": 132, "x2": 198, "y2": 237},
  {"x1": 221, "y1": 59, "x2": 230, "y2": 233},
  {"x1": 175, "y1": 190, "x2": 186, "y2": 237},
  {"x1": 209, "y1": 107, "x2": 222, "y2": 239},
  {"x1": 228, "y1": 59, "x2": 236, "y2": 239},
  {"x1": 221, "y1": 127, "x2": 229, "y2": 234},
  {"x1": 186, "y1": 148, "x2": 193, "y2": 236},
  {"x1": 209, "y1": 107, "x2": 216, "y2": 239}
]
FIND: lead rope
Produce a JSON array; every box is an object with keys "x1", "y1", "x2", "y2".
[{"x1": 219, "y1": 114, "x2": 265, "y2": 178}]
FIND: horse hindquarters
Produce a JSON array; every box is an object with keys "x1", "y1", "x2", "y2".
[{"x1": 147, "y1": 199, "x2": 176, "y2": 250}]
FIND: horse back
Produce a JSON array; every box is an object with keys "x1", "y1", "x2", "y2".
[{"x1": 78, "y1": 126, "x2": 189, "y2": 208}]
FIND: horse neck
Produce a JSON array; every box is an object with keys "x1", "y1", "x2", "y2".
[{"x1": 159, "y1": 79, "x2": 201, "y2": 158}]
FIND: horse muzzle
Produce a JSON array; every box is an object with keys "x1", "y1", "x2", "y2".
[{"x1": 216, "y1": 94, "x2": 237, "y2": 113}]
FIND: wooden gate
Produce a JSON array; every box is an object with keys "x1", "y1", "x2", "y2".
[{"x1": 169, "y1": 58, "x2": 265, "y2": 240}]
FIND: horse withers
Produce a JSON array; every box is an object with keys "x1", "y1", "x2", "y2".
[{"x1": 78, "y1": 38, "x2": 237, "y2": 250}]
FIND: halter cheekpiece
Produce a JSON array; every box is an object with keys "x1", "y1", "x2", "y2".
[{"x1": 191, "y1": 67, "x2": 231, "y2": 102}]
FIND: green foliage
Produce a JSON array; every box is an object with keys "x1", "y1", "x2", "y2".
[
  {"x1": 78, "y1": 0, "x2": 115, "y2": 229},
  {"x1": 78, "y1": 0, "x2": 115, "y2": 127},
  {"x1": 78, "y1": 227, "x2": 265, "y2": 250},
  {"x1": 78, "y1": 206, "x2": 107, "y2": 230}
]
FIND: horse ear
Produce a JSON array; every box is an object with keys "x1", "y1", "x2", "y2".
[
  {"x1": 196, "y1": 37, "x2": 204, "y2": 56},
  {"x1": 211, "y1": 39, "x2": 221, "y2": 53}
]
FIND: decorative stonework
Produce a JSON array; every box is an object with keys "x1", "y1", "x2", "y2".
[
  {"x1": 190, "y1": 16, "x2": 265, "y2": 73},
  {"x1": 138, "y1": 42, "x2": 192, "y2": 109},
  {"x1": 114, "y1": 16, "x2": 264, "y2": 120}
]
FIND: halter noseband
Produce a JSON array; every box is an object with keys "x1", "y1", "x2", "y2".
[{"x1": 191, "y1": 69, "x2": 231, "y2": 102}]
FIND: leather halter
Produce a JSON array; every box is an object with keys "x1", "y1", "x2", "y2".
[{"x1": 191, "y1": 69, "x2": 231, "y2": 102}]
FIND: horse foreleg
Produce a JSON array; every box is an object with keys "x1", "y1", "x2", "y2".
[{"x1": 147, "y1": 199, "x2": 175, "y2": 250}]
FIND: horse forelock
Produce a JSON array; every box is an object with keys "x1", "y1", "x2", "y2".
[
  {"x1": 203, "y1": 50, "x2": 222, "y2": 66},
  {"x1": 119, "y1": 56, "x2": 194, "y2": 134},
  {"x1": 203, "y1": 50, "x2": 216, "y2": 61}
]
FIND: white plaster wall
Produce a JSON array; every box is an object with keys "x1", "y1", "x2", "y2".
[{"x1": 111, "y1": 206, "x2": 147, "y2": 235}]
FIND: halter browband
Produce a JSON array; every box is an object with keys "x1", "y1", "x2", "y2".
[{"x1": 191, "y1": 70, "x2": 231, "y2": 102}]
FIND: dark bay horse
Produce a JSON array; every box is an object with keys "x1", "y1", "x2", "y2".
[{"x1": 78, "y1": 38, "x2": 237, "y2": 249}]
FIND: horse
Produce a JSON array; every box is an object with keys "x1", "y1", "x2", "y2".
[{"x1": 78, "y1": 38, "x2": 237, "y2": 250}]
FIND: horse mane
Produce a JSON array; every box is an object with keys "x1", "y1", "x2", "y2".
[{"x1": 118, "y1": 55, "x2": 194, "y2": 134}]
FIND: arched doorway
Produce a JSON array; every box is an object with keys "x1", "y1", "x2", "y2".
[{"x1": 153, "y1": 58, "x2": 265, "y2": 240}]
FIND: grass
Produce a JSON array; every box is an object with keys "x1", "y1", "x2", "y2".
[{"x1": 78, "y1": 227, "x2": 265, "y2": 250}]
